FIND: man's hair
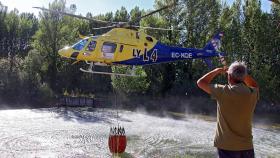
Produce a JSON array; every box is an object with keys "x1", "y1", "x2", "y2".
[{"x1": 228, "y1": 61, "x2": 247, "y2": 82}]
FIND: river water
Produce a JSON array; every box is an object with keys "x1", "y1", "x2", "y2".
[{"x1": 0, "y1": 107, "x2": 279, "y2": 158}]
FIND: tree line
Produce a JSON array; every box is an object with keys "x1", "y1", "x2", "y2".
[{"x1": 0, "y1": 0, "x2": 279, "y2": 109}]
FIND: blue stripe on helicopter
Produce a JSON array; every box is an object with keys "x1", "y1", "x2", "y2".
[{"x1": 114, "y1": 42, "x2": 223, "y2": 65}]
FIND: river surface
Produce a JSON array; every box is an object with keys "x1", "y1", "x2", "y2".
[{"x1": 0, "y1": 107, "x2": 279, "y2": 158}]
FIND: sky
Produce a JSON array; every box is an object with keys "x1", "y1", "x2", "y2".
[
  {"x1": 0, "y1": 0, "x2": 154, "y2": 16},
  {"x1": 0, "y1": 0, "x2": 273, "y2": 17}
]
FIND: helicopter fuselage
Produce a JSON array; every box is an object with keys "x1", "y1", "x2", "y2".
[{"x1": 58, "y1": 28, "x2": 223, "y2": 66}]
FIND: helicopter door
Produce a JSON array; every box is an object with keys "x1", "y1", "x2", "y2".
[
  {"x1": 102, "y1": 42, "x2": 117, "y2": 59},
  {"x1": 86, "y1": 40, "x2": 96, "y2": 52}
]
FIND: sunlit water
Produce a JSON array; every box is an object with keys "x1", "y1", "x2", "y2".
[{"x1": 0, "y1": 108, "x2": 279, "y2": 158}]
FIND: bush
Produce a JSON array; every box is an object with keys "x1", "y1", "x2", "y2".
[{"x1": 111, "y1": 66, "x2": 150, "y2": 94}]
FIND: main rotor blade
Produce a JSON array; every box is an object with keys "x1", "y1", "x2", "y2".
[
  {"x1": 92, "y1": 25, "x2": 116, "y2": 30},
  {"x1": 33, "y1": 7, "x2": 109, "y2": 24},
  {"x1": 138, "y1": 2, "x2": 176, "y2": 20},
  {"x1": 132, "y1": 25, "x2": 186, "y2": 31}
]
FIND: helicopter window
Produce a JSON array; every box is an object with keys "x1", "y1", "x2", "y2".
[
  {"x1": 102, "y1": 42, "x2": 116, "y2": 53},
  {"x1": 102, "y1": 42, "x2": 117, "y2": 59},
  {"x1": 146, "y1": 36, "x2": 153, "y2": 42},
  {"x1": 72, "y1": 39, "x2": 88, "y2": 51},
  {"x1": 87, "y1": 41, "x2": 96, "y2": 51},
  {"x1": 119, "y1": 45, "x2": 124, "y2": 52}
]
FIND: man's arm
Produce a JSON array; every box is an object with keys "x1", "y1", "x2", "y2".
[
  {"x1": 244, "y1": 75, "x2": 259, "y2": 91},
  {"x1": 197, "y1": 68, "x2": 226, "y2": 94}
]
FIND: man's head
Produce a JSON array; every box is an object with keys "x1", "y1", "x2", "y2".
[{"x1": 227, "y1": 61, "x2": 247, "y2": 85}]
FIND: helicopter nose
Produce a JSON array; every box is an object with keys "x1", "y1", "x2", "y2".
[{"x1": 58, "y1": 47, "x2": 71, "y2": 58}]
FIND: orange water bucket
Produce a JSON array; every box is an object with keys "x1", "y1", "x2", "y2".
[{"x1": 108, "y1": 126, "x2": 127, "y2": 154}]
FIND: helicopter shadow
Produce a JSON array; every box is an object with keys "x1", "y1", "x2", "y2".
[{"x1": 32, "y1": 107, "x2": 133, "y2": 125}]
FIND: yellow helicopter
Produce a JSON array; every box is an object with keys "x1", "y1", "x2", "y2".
[{"x1": 34, "y1": 3, "x2": 226, "y2": 76}]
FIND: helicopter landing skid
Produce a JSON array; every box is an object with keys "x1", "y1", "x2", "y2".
[{"x1": 80, "y1": 68, "x2": 137, "y2": 77}]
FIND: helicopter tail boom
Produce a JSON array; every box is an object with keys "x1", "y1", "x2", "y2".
[
  {"x1": 113, "y1": 42, "x2": 224, "y2": 66},
  {"x1": 113, "y1": 32, "x2": 225, "y2": 66}
]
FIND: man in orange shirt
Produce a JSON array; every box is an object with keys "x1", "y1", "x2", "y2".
[{"x1": 197, "y1": 61, "x2": 259, "y2": 158}]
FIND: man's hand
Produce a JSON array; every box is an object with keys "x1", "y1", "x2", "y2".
[
  {"x1": 197, "y1": 67, "x2": 227, "y2": 94},
  {"x1": 244, "y1": 75, "x2": 259, "y2": 91}
]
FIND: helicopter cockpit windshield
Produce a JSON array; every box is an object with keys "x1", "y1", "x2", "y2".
[{"x1": 72, "y1": 39, "x2": 88, "y2": 51}]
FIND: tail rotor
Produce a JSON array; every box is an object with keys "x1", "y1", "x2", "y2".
[{"x1": 203, "y1": 32, "x2": 225, "y2": 69}]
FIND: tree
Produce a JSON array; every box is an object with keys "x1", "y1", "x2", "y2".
[
  {"x1": 33, "y1": 0, "x2": 78, "y2": 93},
  {"x1": 114, "y1": 6, "x2": 129, "y2": 22},
  {"x1": 130, "y1": 6, "x2": 142, "y2": 25},
  {"x1": 0, "y1": 2, "x2": 8, "y2": 52},
  {"x1": 111, "y1": 66, "x2": 150, "y2": 94}
]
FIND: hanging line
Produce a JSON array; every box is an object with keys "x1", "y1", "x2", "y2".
[{"x1": 112, "y1": 75, "x2": 119, "y2": 127}]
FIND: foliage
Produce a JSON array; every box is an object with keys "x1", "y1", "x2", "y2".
[
  {"x1": 111, "y1": 66, "x2": 150, "y2": 94},
  {"x1": 0, "y1": 0, "x2": 279, "y2": 107},
  {"x1": 0, "y1": 56, "x2": 22, "y2": 103}
]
